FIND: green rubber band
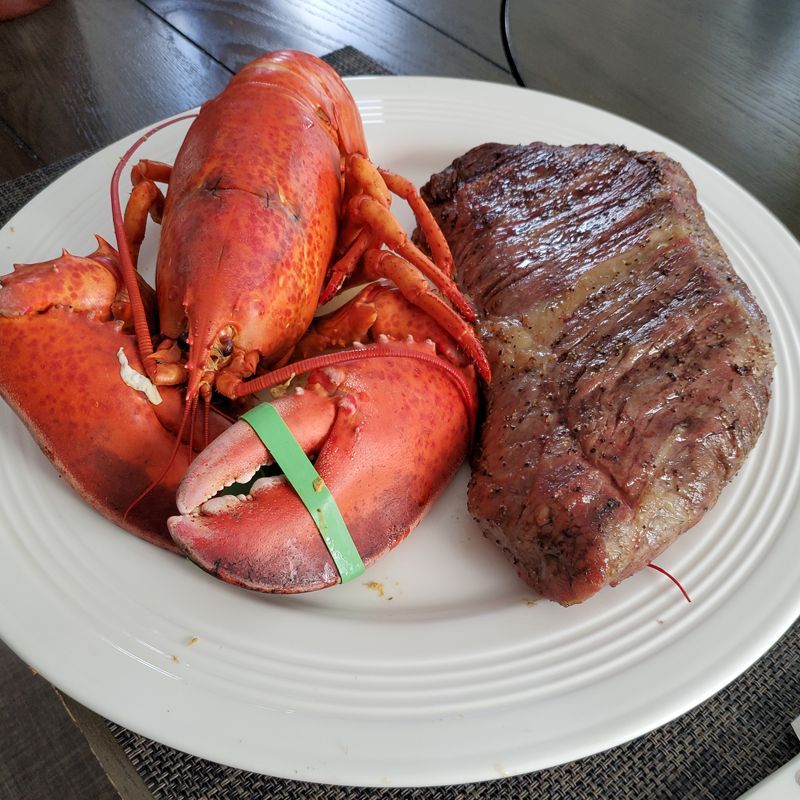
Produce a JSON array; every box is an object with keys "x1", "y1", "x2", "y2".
[{"x1": 241, "y1": 403, "x2": 365, "y2": 583}]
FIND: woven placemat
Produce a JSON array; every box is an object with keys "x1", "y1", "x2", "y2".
[
  {"x1": 1, "y1": 46, "x2": 798, "y2": 800},
  {"x1": 110, "y1": 621, "x2": 800, "y2": 800}
]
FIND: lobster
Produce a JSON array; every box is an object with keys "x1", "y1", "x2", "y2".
[{"x1": 0, "y1": 51, "x2": 490, "y2": 593}]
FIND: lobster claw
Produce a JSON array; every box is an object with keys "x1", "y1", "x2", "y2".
[
  {"x1": 0, "y1": 242, "x2": 223, "y2": 550},
  {"x1": 168, "y1": 347, "x2": 475, "y2": 592}
]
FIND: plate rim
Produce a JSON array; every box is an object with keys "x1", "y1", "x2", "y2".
[{"x1": 1, "y1": 74, "x2": 798, "y2": 788}]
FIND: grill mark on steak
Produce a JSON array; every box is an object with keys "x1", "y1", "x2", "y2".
[
  {"x1": 431, "y1": 145, "x2": 679, "y2": 319},
  {"x1": 420, "y1": 142, "x2": 774, "y2": 605}
]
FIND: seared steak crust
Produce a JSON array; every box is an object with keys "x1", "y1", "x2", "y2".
[{"x1": 421, "y1": 143, "x2": 774, "y2": 604}]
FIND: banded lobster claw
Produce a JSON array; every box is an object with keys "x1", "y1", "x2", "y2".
[{"x1": 169, "y1": 284, "x2": 478, "y2": 593}]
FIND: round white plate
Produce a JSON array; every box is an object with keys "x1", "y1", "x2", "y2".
[{"x1": 1, "y1": 76, "x2": 798, "y2": 788}]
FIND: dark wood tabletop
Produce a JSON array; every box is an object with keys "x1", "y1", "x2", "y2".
[
  {"x1": 1, "y1": 1, "x2": 799, "y2": 798},
  {"x1": 2, "y1": 0, "x2": 798, "y2": 235}
]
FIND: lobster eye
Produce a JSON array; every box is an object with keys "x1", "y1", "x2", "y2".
[
  {"x1": 219, "y1": 335, "x2": 234, "y2": 357},
  {"x1": 177, "y1": 329, "x2": 190, "y2": 352}
]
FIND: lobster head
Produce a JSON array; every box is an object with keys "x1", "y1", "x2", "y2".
[{"x1": 152, "y1": 50, "x2": 370, "y2": 400}]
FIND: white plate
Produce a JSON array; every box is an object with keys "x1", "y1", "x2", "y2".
[{"x1": 1, "y1": 76, "x2": 798, "y2": 788}]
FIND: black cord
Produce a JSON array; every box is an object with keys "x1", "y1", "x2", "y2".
[{"x1": 500, "y1": 0, "x2": 526, "y2": 87}]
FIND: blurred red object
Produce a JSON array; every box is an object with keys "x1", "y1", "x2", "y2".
[{"x1": 0, "y1": 0, "x2": 50, "y2": 21}]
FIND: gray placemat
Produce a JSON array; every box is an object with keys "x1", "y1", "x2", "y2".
[{"x1": 1, "y1": 45, "x2": 798, "y2": 800}]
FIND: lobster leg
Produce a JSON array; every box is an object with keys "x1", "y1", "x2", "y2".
[
  {"x1": 295, "y1": 283, "x2": 466, "y2": 368},
  {"x1": 347, "y1": 194, "x2": 474, "y2": 321},
  {"x1": 320, "y1": 154, "x2": 458, "y2": 306},
  {"x1": 362, "y1": 252, "x2": 490, "y2": 382},
  {"x1": 294, "y1": 286, "x2": 379, "y2": 359},
  {"x1": 318, "y1": 228, "x2": 374, "y2": 304},
  {"x1": 122, "y1": 159, "x2": 173, "y2": 268},
  {"x1": 377, "y1": 165, "x2": 455, "y2": 276},
  {"x1": 131, "y1": 159, "x2": 172, "y2": 186},
  {"x1": 124, "y1": 181, "x2": 165, "y2": 268},
  {"x1": 346, "y1": 155, "x2": 453, "y2": 278}
]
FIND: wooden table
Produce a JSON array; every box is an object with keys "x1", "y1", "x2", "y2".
[
  {"x1": 1, "y1": 0, "x2": 798, "y2": 236},
  {"x1": 1, "y1": 2, "x2": 798, "y2": 797}
]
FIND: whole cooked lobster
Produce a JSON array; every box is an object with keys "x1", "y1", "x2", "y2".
[{"x1": 0, "y1": 51, "x2": 488, "y2": 593}]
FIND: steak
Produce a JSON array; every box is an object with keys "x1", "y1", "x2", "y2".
[{"x1": 420, "y1": 143, "x2": 774, "y2": 604}]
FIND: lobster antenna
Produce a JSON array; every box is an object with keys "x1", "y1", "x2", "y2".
[
  {"x1": 187, "y1": 392, "x2": 199, "y2": 465},
  {"x1": 234, "y1": 343, "x2": 477, "y2": 442},
  {"x1": 123, "y1": 385, "x2": 196, "y2": 520},
  {"x1": 647, "y1": 563, "x2": 691, "y2": 603},
  {"x1": 203, "y1": 393, "x2": 212, "y2": 451},
  {"x1": 109, "y1": 113, "x2": 197, "y2": 371}
]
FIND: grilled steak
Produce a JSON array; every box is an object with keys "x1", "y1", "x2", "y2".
[{"x1": 420, "y1": 143, "x2": 774, "y2": 604}]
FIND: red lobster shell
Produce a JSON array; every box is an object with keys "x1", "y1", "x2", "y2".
[{"x1": 0, "y1": 51, "x2": 488, "y2": 592}]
